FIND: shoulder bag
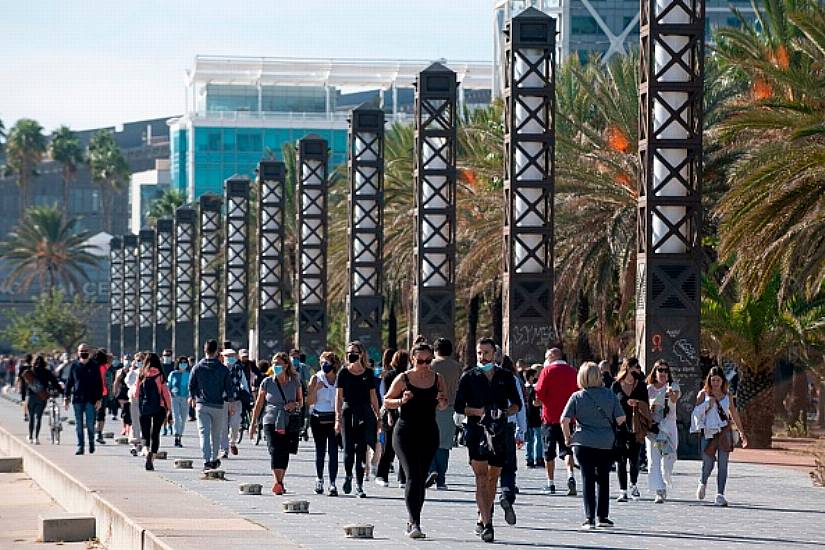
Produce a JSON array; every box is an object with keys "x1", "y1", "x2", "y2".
[
  {"x1": 584, "y1": 390, "x2": 623, "y2": 458},
  {"x1": 274, "y1": 377, "x2": 304, "y2": 434}
]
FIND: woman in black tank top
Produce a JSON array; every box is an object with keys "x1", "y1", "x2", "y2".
[{"x1": 383, "y1": 341, "x2": 448, "y2": 539}]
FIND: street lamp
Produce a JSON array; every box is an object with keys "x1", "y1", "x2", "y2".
[
  {"x1": 638, "y1": 0, "x2": 704, "y2": 457},
  {"x1": 502, "y1": 7, "x2": 557, "y2": 362},
  {"x1": 295, "y1": 136, "x2": 328, "y2": 366},
  {"x1": 121, "y1": 234, "x2": 139, "y2": 355},
  {"x1": 138, "y1": 228, "x2": 156, "y2": 351},
  {"x1": 198, "y1": 194, "x2": 222, "y2": 351},
  {"x1": 108, "y1": 236, "x2": 122, "y2": 357},
  {"x1": 346, "y1": 106, "x2": 385, "y2": 360},
  {"x1": 173, "y1": 206, "x2": 196, "y2": 359},
  {"x1": 223, "y1": 177, "x2": 250, "y2": 351},
  {"x1": 154, "y1": 218, "x2": 174, "y2": 354},
  {"x1": 256, "y1": 160, "x2": 286, "y2": 361},
  {"x1": 413, "y1": 63, "x2": 457, "y2": 344}
]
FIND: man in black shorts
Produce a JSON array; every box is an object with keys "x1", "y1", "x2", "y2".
[{"x1": 455, "y1": 338, "x2": 522, "y2": 543}]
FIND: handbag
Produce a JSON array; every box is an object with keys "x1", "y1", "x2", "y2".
[
  {"x1": 312, "y1": 410, "x2": 336, "y2": 425},
  {"x1": 584, "y1": 391, "x2": 622, "y2": 457},
  {"x1": 274, "y1": 378, "x2": 304, "y2": 434}
]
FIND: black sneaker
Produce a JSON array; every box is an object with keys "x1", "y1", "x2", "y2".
[
  {"x1": 597, "y1": 518, "x2": 614, "y2": 528},
  {"x1": 89, "y1": 444, "x2": 95, "y2": 454},
  {"x1": 481, "y1": 524, "x2": 494, "y2": 543},
  {"x1": 213, "y1": 459, "x2": 221, "y2": 468},
  {"x1": 355, "y1": 485, "x2": 367, "y2": 498},
  {"x1": 580, "y1": 520, "x2": 595, "y2": 531},
  {"x1": 566, "y1": 476, "x2": 577, "y2": 496},
  {"x1": 75, "y1": 447, "x2": 84, "y2": 455},
  {"x1": 425, "y1": 471, "x2": 438, "y2": 488},
  {"x1": 203, "y1": 462, "x2": 213, "y2": 471},
  {"x1": 474, "y1": 522, "x2": 484, "y2": 536},
  {"x1": 500, "y1": 498, "x2": 517, "y2": 525},
  {"x1": 526, "y1": 460, "x2": 535, "y2": 468},
  {"x1": 342, "y1": 476, "x2": 352, "y2": 495}
]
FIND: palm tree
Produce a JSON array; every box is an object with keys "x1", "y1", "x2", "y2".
[
  {"x1": 49, "y1": 126, "x2": 84, "y2": 214},
  {"x1": 146, "y1": 189, "x2": 186, "y2": 225},
  {"x1": 713, "y1": 0, "x2": 825, "y2": 298},
  {"x1": 701, "y1": 271, "x2": 825, "y2": 448},
  {"x1": 5, "y1": 119, "x2": 47, "y2": 210},
  {"x1": 0, "y1": 205, "x2": 101, "y2": 295},
  {"x1": 87, "y1": 130, "x2": 130, "y2": 233}
]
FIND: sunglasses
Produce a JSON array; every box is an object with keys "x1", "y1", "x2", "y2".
[
  {"x1": 416, "y1": 358, "x2": 433, "y2": 365},
  {"x1": 657, "y1": 368, "x2": 670, "y2": 373}
]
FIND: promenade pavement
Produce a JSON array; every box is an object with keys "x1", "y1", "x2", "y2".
[{"x1": 1, "y1": 394, "x2": 823, "y2": 549}]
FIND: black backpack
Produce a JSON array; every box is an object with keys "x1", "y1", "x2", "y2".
[{"x1": 139, "y1": 375, "x2": 162, "y2": 415}]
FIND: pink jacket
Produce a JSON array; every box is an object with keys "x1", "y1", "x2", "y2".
[{"x1": 132, "y1": 367, "x2": 172, "y2": 411}]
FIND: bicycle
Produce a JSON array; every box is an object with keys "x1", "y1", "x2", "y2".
[{"x1": 48, "y1": 393, "x2": 63, "y2": 445}]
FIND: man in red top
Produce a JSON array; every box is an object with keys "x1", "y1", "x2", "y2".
[{"x1": 534, "y1": 348, "x2": 578, "y2": 496}]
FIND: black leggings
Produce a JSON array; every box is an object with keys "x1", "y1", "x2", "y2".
[
  {"x1": 310, "y1": 414, "x2": 338, "y2": 483},
  {"x1": 616, "y1": 434, "x2": 642, "y2": 490},
  {"x1": 341, "y1": 409, "x2": 370, "y2": 485},
  {"x1": 393, "y1": 419, "x2": 438, "y2": 526},
  {"x1": 264, "y1": 424, "x2": 292, "y2": 470},
  {"x1": 375, "y1": 421, "x2": 406, "y2": 483},
  {"x1": 575, "y1": 445, "x2": 613, "y2": 522},
  {"x1": 139, "y1": 410, "x2": 166, "y2": 453},
  {"x1": 27, "y1": 398, "x2": 46, "y2": 439}
]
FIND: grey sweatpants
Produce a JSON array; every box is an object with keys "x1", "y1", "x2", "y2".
[{"x1": 196, "y1": 403, "x2": 227, "y2": 462}]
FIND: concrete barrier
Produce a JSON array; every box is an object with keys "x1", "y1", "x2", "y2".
[
  {"x1": 40, "y1": 513, "x2": 96, "y2": 542},
  {"x1": 202, "y1": 469, "x2": 225, "y2": 480},
  {"x1": 173, "y1": 459, "x2": 192, "y2": 469},
  {"x1": 343, "y1": 524, "x2": 374, "y2": 539},
  {"x1": 0, "y1": 456, "x2": 23, "y2": 472},
  {"x1": 239, "y1": 483, "x2": 262, "y2": 495},
  {"x1": 154, "y1": 451, "x2": 168, "y2": 460},
  {"x1": 283, "y1": 500, "x2": 309, "y2": 513}
]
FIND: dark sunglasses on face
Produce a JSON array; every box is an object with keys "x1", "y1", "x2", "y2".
[
  {"x1": 658, "y1": 368, "x2": 670, "y2": 373},
  {"x1": 416, "y1": 358, "x2": 433, "y2": 365}
]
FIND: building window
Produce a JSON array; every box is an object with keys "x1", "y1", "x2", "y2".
[
  {"x1": 69, "y1": 189, "x2": 101, "y2": 213},
  {"x1": 572, "y1": 16, "x2": 599, "y2": 35}
]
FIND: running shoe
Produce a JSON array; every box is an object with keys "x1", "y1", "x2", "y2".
[
  {"x1": 580, "y1": 520, "x2": 595, "y2": 531},
  {"x1": 500, "y1": 498, "x2": 517, "y2": 525},
  {"x1": 630, "y1": 484, "x2": 641, "y2": 499},
  {"x1": 375, "y1": 477, "x2": 388, "y2": 487},
  {"x1": 342, "y1": 476, "x2": 352, "y2": 494},
  {"x1": 314, "y1": 479, "x2": 324, "y2": 495},
  {"x1": 597, "y1": 518, "x2": 614, "y2": 528},
  {"x1": 230, "y1": 444, "x2": 238, "y2": 456},
  {"x1": 355, "y1": 485, "x2": 367, "y2": 498},
  {"x1": 406, "y1": 523, "x2": 426, "y2": 539},
  {"x1": 474, "y1": 522, "x2": 484, "y2": 536},
  {"x1": 327, "y1": 485, "x2": 338, "y2": 497},
  {"x1": 273, "y1": 482, "x2": 285, "y2": 495},
  {"x1": 542, "y1": 483, "x2": 556, "y2": 495},
  {"x1": 425, "y1": 472, "x2": 438, "y2": 488},
  {"x1": 481, "y1": 524, "x2": 494, "y2": 543},
  {"x1": 654, "y1": 492, "x2": 665, "y2": 504},
  {"x1": 715, "y1": 494, "x2": 728, "y2": 507},
  {"x1": 616, "y1": 491, "x2": 628, "y2": 502},
  {"x1": 566, "y1": 476, "x2": 577, "y2": 496},
  {"x1": 697, "y1": 482, "x2": 707, "y2": 501},
  {"x1": 436, "y1": 484, "x2": 448, "y2": 491}
]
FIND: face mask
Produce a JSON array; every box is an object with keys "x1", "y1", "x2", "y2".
[
  {"x1": 347, "y1": 353, "x2": 360, "y2": 364},
  {"x1": 79, "y1": 352, "x2": 89, "y2": 360},
  {"x1": 134, "y1": 361, "x2": 142, "y2": 369},
  {"x1": 291, "y1": 357, "x2": 301, "y2": 367},
  {"x1": 273, "y1": 365, "x2": 284, "y2": 377},
  {"x1": 321, "y1": 362, "x2": 333, "y2": 373},
  {"x1": 226, "y1": 357, "x2": 237, "y2": 366},
  {"x1": 477, "y1": 362, "x2": 495, "y2": 373},
  {"x1": 373, "y1": 367, "x2": 383, "y2": 377},
  {"x1": 178, "y1": 362, "x2": 188, "y2": 370}
]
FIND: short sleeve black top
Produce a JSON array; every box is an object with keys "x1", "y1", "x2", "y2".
[
  {"x1": 611, "y1": 373, "x2": 649, "y2": 418},
  {"x1": 336, "y1": 366, "x2": 375, "y2": 407}
]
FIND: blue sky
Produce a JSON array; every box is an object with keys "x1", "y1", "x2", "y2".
[{"x1": 0, "y1": 1, "x2": 491, "y2": 133}]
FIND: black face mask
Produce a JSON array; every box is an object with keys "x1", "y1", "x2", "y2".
[
  {"x1": 79, "y1": 352, "x2": 89, "y2": 360},
  {"x1": 347, "y1": 353, "x2": 360, "y2": 364}
]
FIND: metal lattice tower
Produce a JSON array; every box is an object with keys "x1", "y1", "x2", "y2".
[
  {"x1": 295, "y1": 136, "x2": 329, "y2": 365},
  {"x1": 637, "y1": 0, "x2": 704, "y2": 458},
  {"x1": 154, "y1": 218, "x2": 174, "y2": 353},
  {"x1": 346, "y1": 106, "x2": 385, "y2": 361},
  {"x1": 173, "y1": 207, "x2": 196, "y2": 359},
  {"x1": 256, "y1": 161, "x2": 286, "y2": 361},
  {"x1": 198, "y1": 194, "x2": 222, "y2": 351},
  {"x1": 121, "y1": 234, "x2": 139, "y2": 355},
  {"x1": 108, "y1": 236, "x2": 123, "y2": 356},
  {"x1": 502, "y1": 8, "x2": 557, "y2": 363},
  {"x1": 223, "y1": 177, "x2": 250, "y2": 351},
  {"x1": 413, "y1": 63, "x2": 457, "y2": 344},
  {"x1": 138, "y1": 228, "x2": 156, "y2": 352}
]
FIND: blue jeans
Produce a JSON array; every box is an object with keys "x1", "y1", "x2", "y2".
[
  {"x1": 73, "y1": 402, "x2": 96, "y2": 449},
  {"x1": 429, "y1": 448, "x2": 449, "y2": 486},
  {"x1": 525, "y1": 426, "x2": 543, "y2": 462},
  {"x1": 171, "y1": 396, "x2": 188, "y2": 436},
  {"x1": 701, "y1": 435, "x2": 730, "y2": 495},
  {"x1": 196, "y1": 403, "x2": 226, "y2": 462}
]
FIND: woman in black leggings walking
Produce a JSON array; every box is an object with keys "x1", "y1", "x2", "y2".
[
  {"x1": 375, "y1": 349, "x2": 409, "y2": 487},
  {"x1": 383, "y1": 342, "x2": 448, "y2": 539},
  {"x1": 611, "y1": 357, "x2": 648, "y2": 502},
  {"x1": 308, "y1": 351, "x2": 340, "y2": 496},
  {"x1": 335, "y1": 341, "x2": 382, "y2": 498}
]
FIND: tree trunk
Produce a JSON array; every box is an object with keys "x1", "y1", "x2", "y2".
[
  {"x1": 466, "y1": 293, "x2": 480, "y2": 369},
  {"x1": 789, "y1": 366, "x2": 810, "y2": 430},
  {"x1": 818, "y1": 381, "x2": 825, "y2": 430},
  {"x1": 575, "y1": 291, "x2": 593, "y2": 364},
  {"x1": 738, "y1": 367, "x2": 775, "y2": 449},
  {"x1": 491, "y1": 287, "x2": 502, "y2": 346},
  {"x1": 101, "y1": 183, "x2": 113, "y2": 233}
]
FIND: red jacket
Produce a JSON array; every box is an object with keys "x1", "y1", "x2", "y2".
[
  {"x1": 535, "y1": 360, "x2": 578, "y2": 425},
  {"x1": 133, "y1": 367, "x2": 172, "y2": 411}
]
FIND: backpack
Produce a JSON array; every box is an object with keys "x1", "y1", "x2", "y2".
[{"x1": 139, "y1": 375, "x2": 162, "y2": 415}]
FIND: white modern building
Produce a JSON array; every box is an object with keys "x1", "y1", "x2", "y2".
[{"x1": 130, "y1": 158, "x2": 171, "y2": 233}]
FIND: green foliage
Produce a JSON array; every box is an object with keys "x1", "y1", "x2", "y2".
[
  {"x1": 146, "y1": 189, "x2": 187, "y2": 225},
  {"x1": 0, "y1": 205, "x2": 102, "y2": 294},
  {"x1": 2, "y1": 291, "x2": 95, "y2": 352},
  {"x1": 4, "y1": 118, "x2": 47, "y2": 209},
  {"x1": 50, "y1": 125, "x2": 84, "y2": 209},
  {"x1": 87, "y1": 129, "x2": 130, "y2": 232}
]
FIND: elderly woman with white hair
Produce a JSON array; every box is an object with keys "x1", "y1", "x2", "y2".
[{"x1": 561, "y1": 362, "x2": 626, "y2": 530}]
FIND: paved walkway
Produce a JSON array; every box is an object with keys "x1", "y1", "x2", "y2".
[{"x1": 1, "y1": 394, "x2": 823, "y2": 549}]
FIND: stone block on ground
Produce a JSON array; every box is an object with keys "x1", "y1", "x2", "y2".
[
  {"x1": 103, "y1": 431, "x2": 114, "y2": 439},
  {"x1": 343, "y1": 524, "x2": 374, "y2": 539},
  {"x1": 115, "y1": 436, "x2": 129, "y2": 444},
  {"x1": 239, "y1": 483, "x2": 262, "y2": 495},
  {"x1": 154, "y1": 451, "x2": 167, "y2": 459},
  {"x1": 202, "y1": 469, "x2": 225, "y2": 480},
  {"x1": 0, "y1": 456, "x2": 23, "y2": 473},
  {"x1": 174, "y1": 459, "x2": 193, "y2": 469},
  {"x1": 40, "y1": 513, "x2": 96, "y2": 543}
]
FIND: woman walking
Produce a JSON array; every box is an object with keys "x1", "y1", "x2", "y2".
[
  {"x1": 21, "y1": 355, "x2": 62, "y2": 444},
  {"x1": 375, "y1": 350, "x2": 409, "y2": 488},
  {"x1": 250, "y1": 352, "x2": 303, "y2": 495},
  {"x1": 692, "y1": 366, "x2": 748, "y2": 506},
  {"x1": 307, "y1": 351, "x2": 341, "y2": 496},
  {"x1": 383, "y1": 342, "x2": 448, "y2": 538},
  {"x1": 335, "y1": 341, "x2": 382, "y2": 498},
  {"x1": 168, "y1": 357, "x2": 191, "y2": 447},
  {"x1": 134, "y1": 353, "x2": 172, "y2": 471},
  {"x1": 561, "y1": 362, "x2": 626, "y2": 530},
  {"x1": 647, "y1": 360, "x2": 679, "y2": 503},
  {"x1": 610, "y1": 358, "x2": 648, "y2": 502}
]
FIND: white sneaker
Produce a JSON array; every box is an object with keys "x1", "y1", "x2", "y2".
[
  {"x1": 715, "y1": 494, "x2": 728, "y2": 507},
  {"x1": 616, "y1": 491, "x2": 628, "y2": 502},
  {"x1": 375, "y1": 478, "x2": 388, "y2": 487},
  {"x1": 654, "y1": 491, "x2": 665, "y2": 504},
  {"x1": 630, "y1": 484, "x2": 641, "y2": 499},
  {"x1": 697, "y1": 482, "x2": 707, "y2": 501}
]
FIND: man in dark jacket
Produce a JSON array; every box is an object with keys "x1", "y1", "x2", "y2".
[
  {"x1": 188, "y1": 339, "x2": 234, "y2": 470},
  {"x1": 64, "y1": 343, "x2": 103, "y2": 455}
]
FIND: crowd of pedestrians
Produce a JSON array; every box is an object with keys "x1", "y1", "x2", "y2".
[{"x1": 0, "y1": 334, "x2": 751, "y2": 543}]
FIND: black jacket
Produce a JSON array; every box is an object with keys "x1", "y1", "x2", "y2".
[{"x1": 65, "y1": 360, "x2": 104, "y2": 404}]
